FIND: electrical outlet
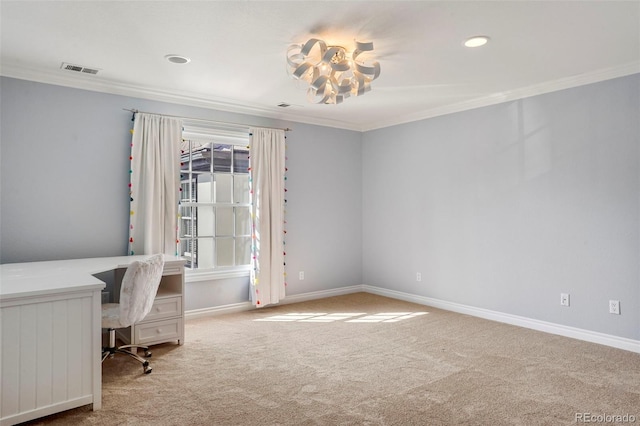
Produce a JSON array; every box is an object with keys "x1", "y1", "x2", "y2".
[
  {"x1": 299, "y1": 271, "x2": 304, "y2": 280},
  {"x1": 416, "y1": 272, "x2": 422, "y2": 282},
  {"x1": 609, "y1": 300, "x2": 620, "y2": 315},
  {"x1": 560, "y1": 293, "x2": 570, "y2": 307}
]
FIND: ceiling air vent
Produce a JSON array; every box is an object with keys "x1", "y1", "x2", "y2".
[{"x1": 60, "y1": 62, "x2": 100, "y2": 75}]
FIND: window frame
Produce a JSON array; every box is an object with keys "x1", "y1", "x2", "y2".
[{"x1": 179, "y1": 130, "x2": 252, "y2": 281}]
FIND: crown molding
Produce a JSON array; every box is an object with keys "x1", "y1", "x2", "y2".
[
  {"x1": 2, "y1": 61, "x2": 638, "y2": 133},
  {"x1": 0, "y1": 64, "x2": 363, "y2": 132},
  {"x1": 362, "y1": 61, "x2": 640, "y2": 131}
]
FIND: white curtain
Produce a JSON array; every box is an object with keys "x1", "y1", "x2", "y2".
[
  {"x1": 249, "y1": 127, "x2": 286, "y2": 307},
  {"x1": 128, "y1": 113, "x2": 183, "y2": 256}
]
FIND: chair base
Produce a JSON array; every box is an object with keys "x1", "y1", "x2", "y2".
[{"x1": 102, "y1": 328, "x2": 153, "y2": 374}]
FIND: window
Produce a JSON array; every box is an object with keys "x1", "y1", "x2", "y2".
[{"x1": 179, "y1": 138, "x2": 251, "y2": 272}]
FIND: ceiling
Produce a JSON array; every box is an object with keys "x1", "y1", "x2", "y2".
[{"x1": 1, "y1": 1, "x2": 639, "y2": 131}]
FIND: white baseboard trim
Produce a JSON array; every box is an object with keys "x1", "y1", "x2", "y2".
[
  {"x1": 279, "y1": 285, "x2": 364, "y2": 305},
  {"x1": 185, "y1": 301, "x2": 253, "y2": 320},
  {"x1": 362, "y1": 285, "x2": 640, "y2": 354},
  {"x1": 184, "y1": 286, "x2": 364, "y2": 320}
]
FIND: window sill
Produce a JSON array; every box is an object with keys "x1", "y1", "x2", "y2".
[{"x1": 185, "y1": 268, "x2": 251, "y2": 283}]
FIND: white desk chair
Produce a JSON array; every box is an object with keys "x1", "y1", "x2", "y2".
[{"x1": 101, "y1": 254, "x2": 164, "y2": 374}]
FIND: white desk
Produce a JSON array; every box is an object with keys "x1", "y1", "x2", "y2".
[{"x1": 0, "y1": 255, "x2": 185, "y2": 426}]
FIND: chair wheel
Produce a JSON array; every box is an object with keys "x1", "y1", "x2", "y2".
[
  {"x1": 144, "y1": 351, "x2": 152, "y2": 358},
  {"x1": 144, "y1": 366, "x2": 152, "y2": 374}
]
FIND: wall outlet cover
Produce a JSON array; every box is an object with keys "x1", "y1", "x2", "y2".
[{"x1": 609, "y1": 300, "x2": 620, "y2": 315}]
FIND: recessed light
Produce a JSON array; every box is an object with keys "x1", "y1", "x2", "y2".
[
  {"x1": 165, "y1": 54, "x2": 191, "y2": 64},
  {"x1": 464, "y1": 36, "x2": 490, "y2": 48}
]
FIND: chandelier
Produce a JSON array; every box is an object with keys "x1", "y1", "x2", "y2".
[{"x1": 286, "y1": 38, "x2": 380, "y2": 104}]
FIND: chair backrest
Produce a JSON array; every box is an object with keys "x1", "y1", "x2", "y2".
[{"x1": 118, "y1": 254, "x2": 165, "y2": 327}]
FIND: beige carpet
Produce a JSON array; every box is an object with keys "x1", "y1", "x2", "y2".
[{"x1": 23, "y1": 293, "x2": 640, "y2": 425}]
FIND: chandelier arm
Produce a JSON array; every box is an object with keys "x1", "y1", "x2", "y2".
[
  {"x1": 287, "y1": 56, "x2": 300, "y2": 68},
  {"x1": 324, "y1": 82, "x2": 339, "y2": 104},
  {"x1": 306, "y1": 88, "x2": 322, "y2": 104},
  {"x1": 354, "y1": 40, "x2": 374, "y2": 53},
  {"x1": 354, "y1": 62, "x2": 381, "y2": 80},
  {"x1": 300, "y1": 38, "x2": 327, "y2": 59},
  {"x1": 371, "y1": 62, "x2": 381, "y2": 80},
  {"x1": 322, "y1": 46, "x2": 340, "y2": 63},
  {"x1": 287, "y1": 53, "x2": 305, "y2": 68},
  {"x1": 335, "y1": 78, "x2": 352, "y2": 94},
  {"x1": 286, "y1": 44, "x2": 302, "y2": 60},
  {"x1": 311, "y1": 75, "x2": 330, "y2": 91},
  {"x1": 307, "y1": 86, "x2": 333, "y2": 104},
  {"x1": 293, "y1": 62, "x2": 314, "y2": 80},
  {"x1": 331, "y1": 61, "x2": 350, "y2": 72},
  {"x1": 354, "y1": 74, "x2": 367, "y2": 96}
]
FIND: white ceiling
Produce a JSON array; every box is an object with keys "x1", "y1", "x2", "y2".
[{"x1": 1, "y1": 1, "x2": 639, "y2": 131}]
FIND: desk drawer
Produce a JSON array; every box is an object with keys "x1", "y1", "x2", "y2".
[
  {"x1": 135, "y1": 318, "x2": 182, "y2": 345},
  {"x1": 142, "y1": 296, "x2": 181, "y2": 322},
  {"x1": 163, "y1": 263, "x2": 183, "y2": 276}
]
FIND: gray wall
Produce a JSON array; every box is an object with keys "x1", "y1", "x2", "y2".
[
  {"x1": 3, "y1": 74, "x2": 639, "y2": 340},
  {"x1": 362, "y1": 74, "x2": 640, "y2": 340},
  {"x1": 0, "y1": 77, "x2": 363, "y2": 310}
]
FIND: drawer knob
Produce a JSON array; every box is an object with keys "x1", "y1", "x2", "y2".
[{"x1": 156, "y1": 328, "x2": 162, "y2": 334}]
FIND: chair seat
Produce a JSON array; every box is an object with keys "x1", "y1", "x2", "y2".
[{"x1": 102, "y1": 303, "x2": 123, "y2": 329}]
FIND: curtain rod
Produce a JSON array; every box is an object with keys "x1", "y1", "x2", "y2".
[{"x1": 122, "y1": 108, "x2": 292, "y2": 132}]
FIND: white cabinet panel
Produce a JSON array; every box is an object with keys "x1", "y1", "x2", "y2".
[{"x1": 1, "y1": 293, "x2": 98, "y2": 426}]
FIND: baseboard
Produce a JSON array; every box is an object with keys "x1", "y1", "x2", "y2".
[
  {"x1": 185, "y1": 301, "x2": 254, "y2": 320},
  {"x1": 279, "y1": 285, "x2": 364, "y2": 305},
  {"x1": 362, "y1": 285, "x2": 640, "y2": 354},
  {"x1": 184, "y1": 285, "x2": 364, "y2": 320}
]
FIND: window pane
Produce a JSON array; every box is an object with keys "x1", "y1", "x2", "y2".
[
  {"x1": 197, "y1": 175, "x2": 213, "y2": 203},
  {"x1": 216, "y1": 207, "x2": 234, "y2": 236},
  {"x1": 216, "y1": 238, "x2": 234, "y2": 267},
  {"x1": 215, "y1": 174, "x2": 232, "y2": 203},
  {"x1": 192, "y1": 146, "x2": 212, "y2": 172},
  {"x1": 213, "y1": 145, "x2": 231, "y2": 172},
  {"x1": 235, "y1": 207, "x2": 251, "y2": 236},
  {"x1": 198, "y1": 206, "x2": 214, "y2": 237},
  {"x1": 181, "y1": 178, "x2": 196, "y2": 202},
  {"x1": 234, "y1": 175, "x2": 249, "y2": 204},
  {"x1": 236, "y1": 237, "x2": 251, "y2": 266},
  {"x1": 233, "y1": 147, "x2": 249, "y2": 173},
  {"x1": 197, "y1": 238, "x2": 214, "y2": 270},
  {"x1": 179, "y1": 206, "x2": 195, "y2": 238},
  {"x1": 180, "y1": 239, "x2": 195, "y2": 269}
]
